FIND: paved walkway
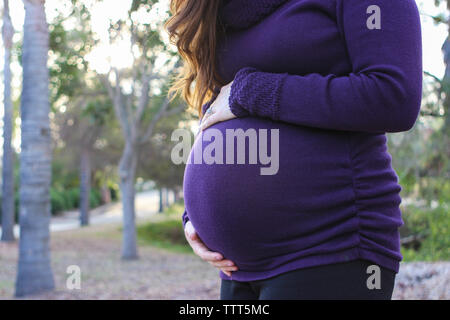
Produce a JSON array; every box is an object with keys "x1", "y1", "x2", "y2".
[{"x1": 2, "y1": 190, "x2": 160, "y2": 238}]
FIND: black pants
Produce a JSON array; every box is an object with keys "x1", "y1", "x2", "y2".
[{"x1": 220, "y1": 260, "x2": 396, "y2": 300}]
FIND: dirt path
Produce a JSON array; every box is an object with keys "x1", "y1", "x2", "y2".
[
  {"x1": 0, "y1": 222, "x2": 448, "y2": 300},
  {"x1": 0, "y1": 224, "x2": 220, "y2": 299}
]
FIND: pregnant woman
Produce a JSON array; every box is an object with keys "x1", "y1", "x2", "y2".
[{"x1": 166, "y1": 0, "x2": 422, "y2": 300}]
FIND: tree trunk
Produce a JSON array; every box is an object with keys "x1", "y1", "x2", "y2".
[
  {"x1": 441, "y1": 1, "x2": 450, "y2": 178},
  {"x1": 79, "y1": 148, "x2": 91, "y2": 226},
  {"x1": 1, "y1": 0, "x2": 15, "y2": 242},
  {"x1": 101, "y1": 186, "x2": 111, "y2": 204},
  {"x1": 119, "y1": 142, "x2": 138, "y2": 260},
  {"x1": 443, "y1": 0, "x2": 450, "y2": 129},
  {"x1": 173, "y1": 188, "x2": 179, "y2": 203},
  {"x1": 164, "y1": 188, "x2": 170, "y2": 207},
  {"x1": 15, "y1": 0, "x2": 54, "y2": 297},
  {"x1": 158, "y1": 188, "x2": 163, "y2": 213}
]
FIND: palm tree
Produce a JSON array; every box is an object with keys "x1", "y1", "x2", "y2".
[
  {"x1": 15, "y1": 0, "x2": 54, "y2": 297},
  {"x1": 1, "y1": 0, "x2": 15, "y2": 242}
]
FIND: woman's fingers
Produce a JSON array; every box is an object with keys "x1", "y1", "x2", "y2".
[
  {"x1": 201, "y1": 110, "x2": 232, "y2": 131},
  {"x1": 219, "y1": 267, "x2": 238, "y2": 273},
  {"x1": 193, "y1": 241, "x2": 223, "y2": 261},
  {"x1": 184, "y1": 221, "x2": 238, "y2": 276},
  {"x1": 208, "y1": 261, "x2": 237, "y2": 271},
  {"x1": 200, "y1": 114, "x2": 217, "y2": 131},
  {"x1": 199, "y1": 82, "x2": 235, "y2": 131},
  {"x1": 221, "y1": 269, "x2": 232, "y2": 277},
  {"x1": 190, "y1": 235, "x2": 223, "y2": 261},
  {"x1": 184, "y1": 221, "x2": 199, "y2": 241},
  {"x1": 184, "y1": 221, "x2": 223, "y2": 261},
  {"x1": 199, "y1": 113, "x2": 210, "y2": 127},
  {"x1": 208, "y1": 259, "x2": 237, "y2": 268},
  {"x1": 199, "y1": 108, "x2": 217, "y2": 131}
]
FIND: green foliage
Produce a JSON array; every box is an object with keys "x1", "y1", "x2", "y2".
[
  {"x1": 389, "y1": 116, "x2": 449, "y2": 205},
  {"x1": 401, "y1": 205, "x2": 450, "y2": 261},
  {"x1": 50, "y1": 187, "x2": 104, "y2": 215},
  {"x1": 1, "y1": 186, "x2": 105, "y2": 220},
  {"x1": 50, "y1": 188, "x2": 68, "y2": 214},
  {"x1": 51, "y1": 158, "x2": 80, "y2": 191},
  {"x1": 49, "y1": 2, "x2": 95, "y2": 104},
  {"x1": 136, "y1": 202, "x2": 191, "y2": 253},
  {"x1": 162, "y1": 202, "x2": 185, "y2": 216},
  {"x1": 138, "y1": 94, "x2": 191, "y2": 190},
  {"x1": 110, "y1": 185, "x2": 119, "y2": 201},
  {"x1": 137, "y1": 219, "x2": 190, "y2": 253},
  {"x1": 89, "y1": 189, "x2": 102, "y2": 209}
]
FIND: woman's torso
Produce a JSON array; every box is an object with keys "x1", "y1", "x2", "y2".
[{"x1": 183, "y1": 0, "x2": 404, "y2": 280}]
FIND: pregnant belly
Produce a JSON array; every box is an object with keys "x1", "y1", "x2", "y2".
[{"x1": 183, "y1": 117, "x2": 357, "y2": 269}]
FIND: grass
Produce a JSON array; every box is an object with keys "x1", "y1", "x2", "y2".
[
  {"x1": 400, "y1": 205, "x2": 449, "y2": 262},
  {"x1": 136, "y1": 202, "x2": 192, "y2": 254}
]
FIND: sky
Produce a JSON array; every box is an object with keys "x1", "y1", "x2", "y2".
[{"x1": 0, "y1": 0, "x2": 448, "y2": 152}]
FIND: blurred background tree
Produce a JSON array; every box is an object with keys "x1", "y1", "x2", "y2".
[
  {"x1": 388, "y1": 0, "x2": 449, "y2": 260},
  {"x1": 49, "y1": 1, "x2": 115, "y2": 226},
  {"x1": 97, "y1": 0, "x2": 186, "y2": 260},
  {"x1": 1, "y1": 0, "x2": 15, "y2": 242}
]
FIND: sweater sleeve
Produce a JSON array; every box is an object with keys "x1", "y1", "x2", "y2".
[{"x1": 229, "y1": 0, "x2": 423, "y2": 133}]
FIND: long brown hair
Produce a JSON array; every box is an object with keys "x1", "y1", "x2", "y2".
[{"x1": 165, "y1": 0, "x2": 226, "y2": 117}]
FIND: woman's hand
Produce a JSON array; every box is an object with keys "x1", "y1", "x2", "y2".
[
  {"x1": 184, "y1": 221, "x2": 238, "y2": 277},
  {"x1": 200, "y1": 82, "x2": 236, "y2": 131}
]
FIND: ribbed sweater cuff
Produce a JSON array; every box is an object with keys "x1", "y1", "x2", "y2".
[{"x1": 229, "y1": 67, "x2": 289, "y2": 120}]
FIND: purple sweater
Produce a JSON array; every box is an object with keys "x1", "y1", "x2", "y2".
[{"x1": 182, "y1": 0, "x2": 422, "y2": 281}]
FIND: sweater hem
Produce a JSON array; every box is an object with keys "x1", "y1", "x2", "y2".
[{"x1": 219, "y1": 246, "x2": 400, "y2": 282}]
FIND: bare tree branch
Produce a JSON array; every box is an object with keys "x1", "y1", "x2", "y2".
[
  {"x1": 140, "y1": 99, "x2": 185, "y2": 144},
  {"x1": 101, "y1": 70, "x2": 131, "y2": 141},
  {"x1": 140, "y1": 98, "x2": 171, "y2": 144},
  {"x1": 134, "y1": 68, "x2": 152, "y2": 125},
  {"x1": 420, "y1": 110, "x2": 445, "y2": 117},
  {"x1": 424, "y1": 70, "x2": 443, "y2": 83}
]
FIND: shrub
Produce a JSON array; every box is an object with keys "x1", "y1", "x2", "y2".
[
  {"x1": 50, "y1": 188, "x2": 66, "y2": 215},
  {"x1": 136, "y1": 202, "x2": 190, "y2": 253},
  {"x1": 65, "y1": 188, "x2": 80, "y2": 209},
  {"x1": 137, "y1": 219, "x2": 190, "y2": 253},
  {"x1": 89, "y1": 188, "x2": 102, "y2": 208},
  {"x1": 401, "y1": 205, "x2": 449, "y2": 261},
  {"x1": 109, "y1": 186, "x2": 119, "y2": 201},
  {"x1": 50, "y1": 187, "x2": 104, "y2": 215}
]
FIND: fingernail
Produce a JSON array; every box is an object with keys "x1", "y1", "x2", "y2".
[{"x1": 227, "y1": 262, "x2": 233, "y2": 266}]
